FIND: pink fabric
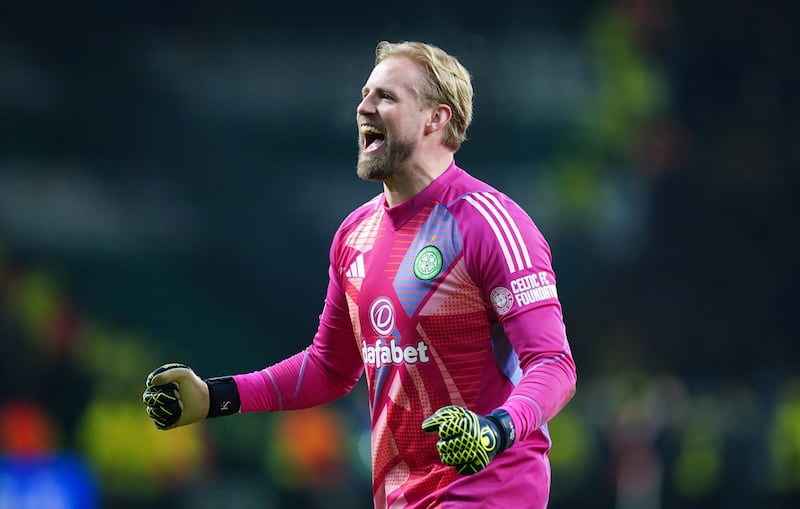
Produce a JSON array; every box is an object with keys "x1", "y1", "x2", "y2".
[
  {"x1": 233, "y1": 162, "x2": 576, "y2": 509},
  {"x1": 499, "y1": 304, "x2": 577, "y2": 437},
  {"x1": 233, "y1": 262, "x2": 364, "y2": 411}
]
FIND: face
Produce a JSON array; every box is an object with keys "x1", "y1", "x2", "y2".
[{"x1": 356, "y1": 56, "x2": 430, "y2": 181}]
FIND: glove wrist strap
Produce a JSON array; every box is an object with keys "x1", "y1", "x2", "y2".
[
  {"x1": 487, "y1": 409, "x2": 516, "y2": 453},
  {"x1": 205, "y1": 376, "x2": 241, "y2": 418}
]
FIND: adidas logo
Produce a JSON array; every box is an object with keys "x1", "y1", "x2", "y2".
[{"x1": 345, "y1": 254, "x2": 365, "y2": 279}]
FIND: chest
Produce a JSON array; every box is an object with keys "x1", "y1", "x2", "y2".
[{"x1": 340, "y1": 204, "x2": 464, "y2": 321}]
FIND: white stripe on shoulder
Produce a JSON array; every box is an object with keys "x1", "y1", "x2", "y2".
[
  {"x1": 479, "y1": 192, "x2": 532, "y2": 269},
  {"x1": 473, "y1": 192, "x2": 526, "y2": 271},
  {"x1": 464, "y1": 194, "x2": 516, "y2": 273}
]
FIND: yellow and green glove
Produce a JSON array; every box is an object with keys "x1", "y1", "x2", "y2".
[
  {"x1": 422, "y1": 405, "x2": 516, "y2": 475},
  {"x1": 142, "y1": 363, "x2": 240, "y2": 430}
]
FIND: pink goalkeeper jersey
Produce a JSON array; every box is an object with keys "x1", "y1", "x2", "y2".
[{"x1": 234, "y1": 162, "x2": 577, "y2": 509}]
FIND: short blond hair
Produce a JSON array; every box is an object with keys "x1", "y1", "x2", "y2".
[{"x1": 375, "y1": 41, "x2": 473, "y2": 152}]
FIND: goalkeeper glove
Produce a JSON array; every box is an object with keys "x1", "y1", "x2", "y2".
[
  {"x1": 142, "y1": 363, "x2": 240, "y2": 430},
  {"x1": 421, "y1": 405, "x2": 516, "y2": 475}
]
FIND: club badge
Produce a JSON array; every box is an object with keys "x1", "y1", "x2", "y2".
[{"x1": 414, "y1": 245, "x2": 443, "y2": 280}]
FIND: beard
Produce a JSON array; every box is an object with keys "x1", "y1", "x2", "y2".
[{"x1": 356, "y1": 134, "x2": 416, "y2": 181}]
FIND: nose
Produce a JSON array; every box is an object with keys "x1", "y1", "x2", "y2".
[{"x1": 357, "y1": 94, "x2": 375, "y2": 116}]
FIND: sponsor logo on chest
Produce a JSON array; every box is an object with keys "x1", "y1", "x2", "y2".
[
  {"x1": 360, "y1": 338, "x2": 430, "y2": 369},
  {"x1": 362, "y1": 296, "x2": 431, "y2": 369}
]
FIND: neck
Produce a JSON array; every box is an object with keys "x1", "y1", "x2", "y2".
[{"x1": 382, "y1": 153, "x2": 454, "y2": 207}]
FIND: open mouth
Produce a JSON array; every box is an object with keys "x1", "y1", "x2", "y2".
[{"x1": 361, "y1": 124, "x2": 385, "y2": 154}]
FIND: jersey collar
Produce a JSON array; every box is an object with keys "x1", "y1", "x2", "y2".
[{"x1": 383, "y1": 161, "x2": 460, "y2": 230}]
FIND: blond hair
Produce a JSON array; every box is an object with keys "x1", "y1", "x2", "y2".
[{"x1": 375, "y1": 41, "x2": 473, "y2": 152}]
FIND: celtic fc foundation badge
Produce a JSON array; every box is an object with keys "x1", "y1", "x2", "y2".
[{"x1": 414, "y1": 245, "x2": 443, "y2": 280}]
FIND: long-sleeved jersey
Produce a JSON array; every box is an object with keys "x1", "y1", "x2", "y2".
[{"x1": 234, "y1": 162, "x2": 577, "y2": 508}]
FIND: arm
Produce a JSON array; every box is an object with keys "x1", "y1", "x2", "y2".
[
  {"x1": 144, "y1": 263, "x2": 364, "y2": 428},
  {"x1": 421, "y1": 304, "x2": 576, "y2": 473},
  {"x1": 464, "y1": 190, "x2": 577, "y2": 434},
  {"x1": 423, "y1": 189, "x2": 576, "y2": 472},
  {"x1": 497, "y1": 302, "x2": 577, "y2": 440},
  {"x1": 234, "y1": 271, "x2": 364, "y2": 412}
]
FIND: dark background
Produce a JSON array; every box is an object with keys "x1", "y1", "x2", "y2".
[{"x1": 0, "y1": 1, "x2": 798, "y2": 508}]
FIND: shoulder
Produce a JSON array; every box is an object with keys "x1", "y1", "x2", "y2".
[
  {"x1": 328, "y1": 192, "x2": 384, "y2": 255},
  {"x1": 443, "y1": 169, "x2": 533, "y2": 235},
  {"x1": 336, "y1": 193, "x2": 383, "y2": 233},
  {"x1": 444, "y1": 169, "x2": 550, "y2": 278},
  {"x1": 443, "y1": 166, "x2": 498, "y2": 201}
]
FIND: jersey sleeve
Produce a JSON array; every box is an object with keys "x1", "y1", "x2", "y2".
[
  {"x1": 233, "y1": 233, "x2": 364, "y2": 412},
  {"x1": 460, "y1": 190, "x2": 577, "y2": 440}
]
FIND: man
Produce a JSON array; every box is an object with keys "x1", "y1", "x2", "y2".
[{"x1": 143, "y1": 41, "x2": 577, "y2": 509}]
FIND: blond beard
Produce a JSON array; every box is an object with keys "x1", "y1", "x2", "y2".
[{"x1": 357, "y1": 136, "x2": 416, "y2": 181}]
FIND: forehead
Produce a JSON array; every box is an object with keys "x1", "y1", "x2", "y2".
[{"x1": 363, "y1": 56, "x2": 424, "y2": 96}]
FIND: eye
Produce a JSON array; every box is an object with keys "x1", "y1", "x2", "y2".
[{"x1": 379, "y1": 92, "x2": 393, "y2": 100}]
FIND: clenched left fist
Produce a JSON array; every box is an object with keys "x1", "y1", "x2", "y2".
[{"x1": 142, "y1": 363, "x2": 210, "y2": 430}]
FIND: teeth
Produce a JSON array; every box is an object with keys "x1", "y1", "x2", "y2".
[{"x1": 360, "y1": 125, "x2": 383, "y2": 135}]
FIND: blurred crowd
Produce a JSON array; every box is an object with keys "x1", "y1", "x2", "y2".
[{"x1": 1, "y1": 1, "x2": 798, "y2": 508}]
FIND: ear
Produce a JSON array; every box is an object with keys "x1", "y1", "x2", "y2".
[{"x1": 424, "y1": 104, "x2": 452, "y2": 135}]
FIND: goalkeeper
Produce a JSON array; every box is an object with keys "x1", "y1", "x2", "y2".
[{"x1": 143, "y1": 40, "x2": 577, "y2": 509}]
